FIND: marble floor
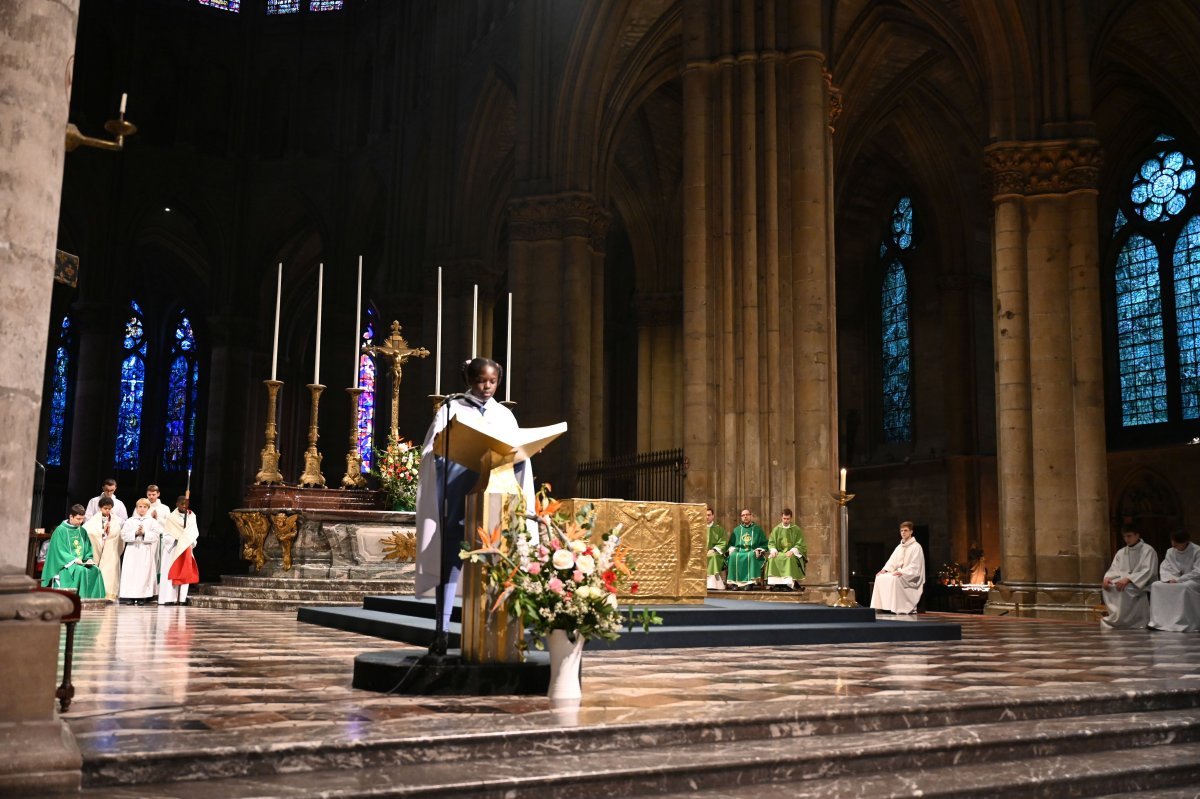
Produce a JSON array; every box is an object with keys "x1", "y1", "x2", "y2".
[{"x1": 53, "y1": 605, "x2": 1200, "y2": 796}]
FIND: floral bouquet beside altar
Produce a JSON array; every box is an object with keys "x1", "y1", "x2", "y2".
[
  {"x1": 460, "y1": 484, "x2": 662, "y2": 650},
  {"x1": 373, "y1": 436, "x2": 420, "y2": 511}
]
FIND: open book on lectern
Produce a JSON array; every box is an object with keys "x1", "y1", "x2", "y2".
[{"x1": 433, "y1": 411, "x2": 567, "y2": 471}]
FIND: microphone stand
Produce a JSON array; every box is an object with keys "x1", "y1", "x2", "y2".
[{"x1": 431, "y1": 394, "x2": 457, "y2": 656}]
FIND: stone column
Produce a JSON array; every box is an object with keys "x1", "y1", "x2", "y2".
[
  {"x1": 984, "y1": 139, "x2": 1108, "y2": 619},
  {"x1": 0, "y1": 0, "x2": 84, "y2": 791},
  {"x1": 66, "y1": 302, "x2": 117, "y2": 503},
  {"x1": 507, "y1": 193, "x2": 606, "y2": 492}
]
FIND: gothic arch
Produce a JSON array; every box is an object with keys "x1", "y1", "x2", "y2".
[
  {"x1": 456, "y1": 66, "x2": 517, "y2": 270},
  {"x1": 1112, "y1": 467, "x2": 1184, "y2": 557}
]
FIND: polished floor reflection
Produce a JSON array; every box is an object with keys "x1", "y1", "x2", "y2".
[{"x1": 59, "y1": 604, "x2": 1200, "y2": 767}]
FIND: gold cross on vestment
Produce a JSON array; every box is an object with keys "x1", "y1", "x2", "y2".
[{"x1": 363, "y1": 321, "x2": 430, "y2": 443}]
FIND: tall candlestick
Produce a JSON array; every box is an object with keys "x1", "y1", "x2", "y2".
[
  {"x1": 840, "y1": 467, "x2": 847, "y2": 493},
  {"x1": 353, "y1": 256, "x2": 362, "y2": 389},
  {"x1": 435, "y1": 266, "x2": 443, "y2": 396},
  {"x1": 314, "y1": 262, "x2": 323, "y2": 385},
  {"x1": 120, "y1": 92, "x2": 127, "y2": 115},
  {"x1": 471, "y1": 283, "x2": 478, "y2": 357},
  {"x1": 271, "y1": 263, "x2": 282, "y2": 380},
  {"x1": 506, "y1": 291, "x2": 513, "y2": 401}
]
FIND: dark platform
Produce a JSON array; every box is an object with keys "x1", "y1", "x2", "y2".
[
  {"x1": 299, "y1": 595, "x2": 961, "y2": 652},
  {"x1": 353, "y1": 650, "x2": 550, "y2": 695}
]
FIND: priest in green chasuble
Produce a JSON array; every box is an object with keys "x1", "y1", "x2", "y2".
[
  {"x1": 42, "y1": 504, "x2": 106, "y2": 598},
  {"x1": 726, "y1": 508, "x2": 767, "y2": 589},
  {"x1": 766, "y1": 508, "x2": 807, "y2": 591},
  {"x1": 705, "y1": 507, "x2": 728, "y2": 590}
]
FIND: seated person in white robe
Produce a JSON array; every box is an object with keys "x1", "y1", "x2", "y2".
[
  {"x1": 84, "y1": 496, "x2": 124, "y2": 602},
  {"x1": 870, "y1": 520, "x2": 925, "y2": 614},
  {"x1": 119, "y1": 498, "x2": 163, "y2": 605},
  {"x1": 1149, "y1": 529, "x2": 1200, "y2": 632},
  {"x1": 1101, "y1": 526, "x2": 1159, "y2": 629},
  {"x1": 159, "y1": 495, "x2": 200, "y2": 606}
]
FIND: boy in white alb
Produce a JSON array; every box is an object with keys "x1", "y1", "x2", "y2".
[
  {"x1": 1149, "y1": 529, "x2": 1200, "y2": 632},
  {"x1": 159, "y1": 496, "x2": 200, "y2": 605},
  {"x1": 1101, "y1": 527, "x2": 1159, "y2": 629},
  {"x1": 120, "y1": 499, "x2": 162, "y2": 605}
]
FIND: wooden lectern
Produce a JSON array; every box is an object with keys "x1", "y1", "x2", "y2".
[{"x1": 434, "y1": 412, "x2": 566, "y2": 663}]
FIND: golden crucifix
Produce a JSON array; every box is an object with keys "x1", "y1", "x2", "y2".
[{"x1": 363, "y1": 321, "x2": 430, "y2": 443}]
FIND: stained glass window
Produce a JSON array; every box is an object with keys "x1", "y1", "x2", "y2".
[
  {"x1": 198, "y1": 0, "x2": 240, "y2": 11},
  {"x1": 357, "y1": 311, "x2": 376, "y2": 471},
  {"x1": 1174, "y1": 216, "x2": 1200, "y2": 419},
  {"x1": 47, "y1": 315, "x2": 72, "y2": 466},
  {"x1": 880, "y1": 197, "x2": 914, "y2": 443},
  {"x1": 114, "y1": 301, "x2": 147, "y2": 470},
  {"x1": 162, "y1": 312, "x2": 199, "y2": 471},
  {"x1": 310, "y1": 0, "x2": 344, "y2": 10},
  {"x1": 1111, "y1": 135, "x2": 1200, "y2": 429},
  {"x1": 267, "y1": 0, "x2": 299, "y2": 12}
]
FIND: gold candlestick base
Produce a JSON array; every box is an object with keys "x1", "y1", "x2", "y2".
[
  {"x1": 342, "y1": 387, "x2": 368, "y2": 489},
  {"x1": 255, "y1": 379, "x2": 285, "y2": 485},
  {"x1": 428, "y1": 394, "x2": 446, "y2": 416},
  {"x1": 298, "y1": 383, "x2": 326, "y2": 488},
  {"x1": 832, "y1": 585, "x2": 856, "y2": 608}
]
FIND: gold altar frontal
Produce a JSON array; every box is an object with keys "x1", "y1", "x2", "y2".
[{"x1": 564, "y1": 498, "x2": 708, "y2": 605}]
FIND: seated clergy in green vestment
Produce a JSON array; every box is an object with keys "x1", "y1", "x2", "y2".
[
  {"x1": 41, "y1": 504, "x2": 107, "y2": 598},
  {"x1": 726, "y1": 508, "x2": 768, "y2": 589},
  {"x1": 705, "y1": 507, "x2": 728, "y2": 590},
  {"x1": 765, "y1": 508, "x2": 808, "y2": 591}
]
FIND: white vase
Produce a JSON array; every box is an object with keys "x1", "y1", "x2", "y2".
[{"x1": 546, "y1": 628, "x2": 585, "y2": 701}]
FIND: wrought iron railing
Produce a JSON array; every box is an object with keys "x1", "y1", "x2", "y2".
[{"x1": 576, "y1": 448, "x2": 686, "y2": 503}]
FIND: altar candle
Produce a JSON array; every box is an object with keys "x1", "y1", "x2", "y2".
[
  {"x1": 270, "y1": 263, "x2": 281, "y2": 380},
  {"x1": 120, "y1": 92, "x2": 127, "y2": 115},
  {"x1": 471, "y1": 283, "x2": 478, "y2": 357},
  {"x1": 435, "y1": 266, "x2": 443, "y2": 396},
  {"x1": 506, "y1": 292, "x2": 513, "y2": 401},
  {"x1": 314, "y1": 263, "x2": 323, "y2": 385},
  {"x1": 840, "y1": 467, "x2": 847, "y2": 493},
  {"x1": 353, "y1": 256, "x2": 362, "y2": 389}
]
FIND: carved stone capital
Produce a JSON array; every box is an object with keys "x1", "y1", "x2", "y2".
[
  {"x1": 508, "y1": 192, "x2": 607, "y2": 242},
  {"x1": 984, "y1": 139, "x2": 1103, "y2": 199},
  {"x1": 823, "y1": 69, "x2": 843, "y2": 133}
]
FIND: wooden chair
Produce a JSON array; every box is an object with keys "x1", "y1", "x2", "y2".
[{"x1": 32, "y1": 587, "x2": 82, "y2": 711}]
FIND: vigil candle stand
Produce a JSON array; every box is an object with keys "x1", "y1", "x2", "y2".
[
  {"x1": 254, "y1": 379, "x2": 285, "y2": 485},
  {"x1": 830, "y1": 489, "x2": 857, "y2": 607},
  {"x1": 341, "y1": 387, "x2": 367, "y2": 489},
  {"x1": 298, "y1": 383, "x2": 326, "y2": 488}
]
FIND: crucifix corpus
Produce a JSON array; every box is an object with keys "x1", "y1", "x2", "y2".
[{"x1": 364, "y1": 321, "x2": 430, "y2": 443}]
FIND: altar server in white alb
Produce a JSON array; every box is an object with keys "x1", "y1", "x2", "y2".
[
  {"x1": 1149, "y1": 529, "x2": 1200, "y2": 632},
  {"x1": 159, "y1": 495, "x2": 200, "y2": 606},
  {"x1": 870, "y1": 520, "x2": 925, "y2": 614},
  {"x1": 84, "y1": 496, "x2": 124, "y2": 602},
  {"x1": 1101, "y1": 526, "x2": 1159, "y2": 629},
  {"x1": 120, "y1": 498, "x2": 163, "y2": 605}
]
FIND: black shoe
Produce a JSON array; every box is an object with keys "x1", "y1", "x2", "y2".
[{"x1": 428, "y1": 631, "x2": 449, "y2": 656}]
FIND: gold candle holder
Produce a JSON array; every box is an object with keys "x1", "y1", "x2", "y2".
[
  {"x1": 255, "y1": 380, "x2": 285, "y2": 485},
  {"x1": 830, "y1": 489, "x2": 857, "y2": 607},
  {"x1": 298, "y1": 383, "x2": 327, "y2": 488},
  {"x1": 428, "y1": 394, "x2": 445, "y2": 416},
  {"x1": 341, "y1": 387, "x2": 367, "y2": 489}
]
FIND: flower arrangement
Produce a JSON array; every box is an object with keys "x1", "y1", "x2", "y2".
[
  {"x1": 373, "y1": 436, "x2": 421, "y2": 511},
  {"x1": 461, "y1": 484, "x2": 661, "y2": 648}
]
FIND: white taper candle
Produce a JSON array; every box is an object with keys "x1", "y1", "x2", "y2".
[
  {"x1": 840, "y1": 467, "x2": 847, "y2": 493},
  {"x1": 314, "y1": 262, "x2": 323, "y2": 385},
  {"x1": 353, "y1": 256, "x2": 362, "y2": 389},
  {"x1": 506, "y1": 291, "x2": 513, "y2": 401},
  {"x1": 271, "y1": 263, "x2": 282, "y2": 380},
  {"x1": 435, "y1": 266, "x2": 443, "y2": 396}
]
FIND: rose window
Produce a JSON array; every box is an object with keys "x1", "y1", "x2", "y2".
[{"x1": 1130, "y1": 150, "x2": 1196, "y2": 223}]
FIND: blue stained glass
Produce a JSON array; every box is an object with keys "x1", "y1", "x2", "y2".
[
  {"x1": 162, "y1": 313, "x2": 199, "y2": 471},
  {"x1": 198, "y1": 0, "x2": 240, "y2": 11},
  {"x1": 1114, "y1": 208, "x2": 1128, "y2": 235},
  {"x1": 356, "y1": 316, "x2": 376, "y2": 471},
  {"x1": 891, "y1": 196, "x2": 914, "y2": 250},
  {"x1": 1131, "y1": 149, "x2": 1195, "y2": 224},
  {"x1": 1115, "y1": 235, "x2": 1168, "y2": 425},
  {"x1": 1156, "y1": 134, "x2": 1176, "y2": 143},
  {"x1": 114, "y1": 303, "x2": 146, "y2": 469},
  {"x1": 47, "y1": 315, "x2": 72, "y2": 466},
  {"x1": 881, "y1": 258, "x2": 911, "y2": 442},
  {"x1": 310, "y1": 0, "x2": 344, "y2": 10},
  {"x1": 1174, "y1": 216, "x2": 1200, "y2": 419},
  {"x1": 267, "y1": 0, "x2": 299, "y2": 12}
]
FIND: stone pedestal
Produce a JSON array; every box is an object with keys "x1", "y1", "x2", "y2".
[{"x1": 230, "y1": 509, "x2": 416, "y2": 580}]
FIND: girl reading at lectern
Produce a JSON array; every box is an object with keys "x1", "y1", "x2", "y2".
[{"x1": 415, "y1": 357, "x2": 535, "y2": 656}]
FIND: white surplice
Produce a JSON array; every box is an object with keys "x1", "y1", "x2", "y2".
[
  {"x1": 119, "y1": 513, "x2": 162, "y2": 599},
  {"x1": 870, "y1": 538, "x2": 926, "y2": 614},
  {"x1": 83, "y1": 512, "x2": 124, "y2": 601},
  {"x1": 1101, "y1": 540, "x2": 1159, "y2": 629},
  {"x1": 85, "y1": 494, "x2": 128, "y2": 525},
  {"x1": 1149, "y1": 541, "x2": 1200, "y2": 632},
  {"x1": 159, "y1": 509, "x2": 200, "y2": 604}
]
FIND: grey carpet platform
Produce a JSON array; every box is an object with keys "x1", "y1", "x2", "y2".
[{"x1": 297, "y1": 595, "x2": 961, "y2": 650}]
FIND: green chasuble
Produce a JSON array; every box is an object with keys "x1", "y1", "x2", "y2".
[
  {"x1": 706, "y1": 523, "x2": 727, "y2": 575},
  {"x1": 766, "y1": 523, "x2": 808, "y2": 581},
  {"x1": 726, "y1": 523, "x2": 767, "y2": 584},
  {"x1": 41, "y1": 521, "x2": 106, "y2": 598}
]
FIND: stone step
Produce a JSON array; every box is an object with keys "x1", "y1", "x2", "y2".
[
  {"x1": 185, "y1": 596, "x2": 364, "y2": 611},
  {"x1": 1090, "y1": 790, "x2": 1200, "y2": 799},
  {"x1": 74, "y1": 707, "x2": 1200, "y2": 797},
  {"x1": 78, "y1": 682, "x2": 1200, "y2": 789},
  {"x1": 197, "y1": 585, "x2": 412, "y2": 602},
  {"x1": 213, "y1": 575, "x2": 415, "y2": 591}
]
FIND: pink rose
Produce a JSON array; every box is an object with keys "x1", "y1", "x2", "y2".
[
  {"x1": 548, "y1": 577, "x2": 564, "y2": 594},
  {"x1": 550, "y1": 539, "x2": 562, "y2": 551},
  {"x1": 527, "y1": 562, "x2": 542, "y2": 575},
  {"x1": 573, "y1": 570, "x2": 585, "y2": 583}
]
